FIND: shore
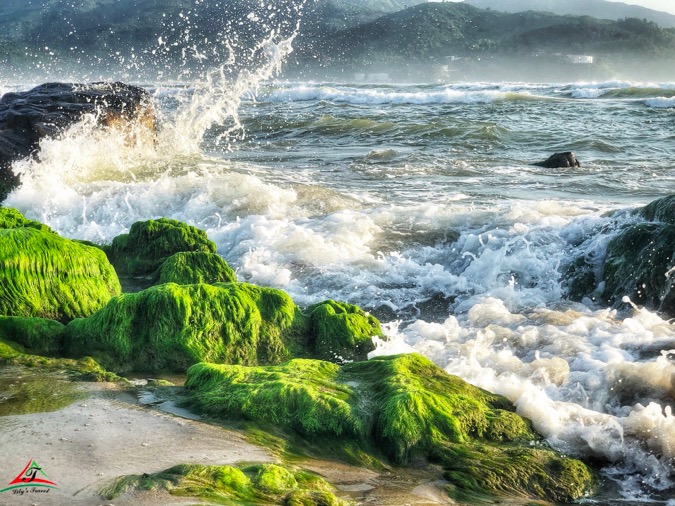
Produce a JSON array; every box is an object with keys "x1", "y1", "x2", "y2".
[{"x1": 0, "y1": 377, "x2": 466, "y2": 506}]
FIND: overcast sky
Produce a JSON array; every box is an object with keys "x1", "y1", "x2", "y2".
[{"x1": 607, "y1": 0, "x2": 675, "y2": 15}]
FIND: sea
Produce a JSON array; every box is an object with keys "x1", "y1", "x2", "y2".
[{"x1": 2, "y1": 18, "x2": 675, "y2": 506}]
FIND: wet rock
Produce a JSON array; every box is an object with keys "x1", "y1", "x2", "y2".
[
  {"x1": 0, "y1": 81, "x2": 155, "y2": 201},
  {"x1": 0, "y1": 207, "x2": 122, "y2": 322},
  {"x1": 184, "y1": 353, "x2": 594, "y2": 503},
  {"x1": 535, "y1": 151, "x2": 581, "y2": 168},
  {"x1": 63, "y1": 281, "x2": 383, "y2": 373}
]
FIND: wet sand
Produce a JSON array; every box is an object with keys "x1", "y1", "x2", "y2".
[
  {"x1": 0, "y1": 378, "x2": 551, "y2": 505},
  {"x1": 0, "y1": 382, "x2": 272, "y2": 505}
]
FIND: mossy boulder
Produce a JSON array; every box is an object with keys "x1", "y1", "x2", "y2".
[
  {"x1": 185, "y1": 353, "x2": 594, "y2": 502},
  {"x1": 0, "y1": 207, "x2": 52, "y2": 232},
  {"x1": 637, "y1": 194, "x2": 675, "y2": 224},
  {"x1": 158, "y1": 251, "x2": 236, "y2": 285},
  {"x1": 594, "y1": 195, "x2": 675, "y2": 316},
  {"x1": 64, "y1": 282, "x2": 308, "y2": 373},
  {"x1": 601, "y1": 223, "x2": 675, "y2": 315},
  {"x1": 63, "y1": 281, "x2": 382, "y2": 373},
  {"x1": 0, "y1": 316, "x2": 65, "y2": 356},
  {"x1": 305, "y1": 300, "x2": 382, "y2": 362},
  {"x1": 100, "y1": 463, "x2": 349, "y2": 505},
  {"x1": 106, "y1": 217, "x2": 217, "y2": 277},
  {"x1": 0, "y1": 225, "x2": 122, "y2": 321}
]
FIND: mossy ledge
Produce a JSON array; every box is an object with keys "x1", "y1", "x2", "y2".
[
  {"x1": 0, "y1": 208, "x2": 122, "y2": 322},
  {"x1": 100, "y1": 463, "x2": 349, "y2": 506},
  {"x1": 184, "y1": 353, "x2": 594, "y2": 503},
  {"x1": 63, "y1": 284, "x2": 383, "y2": 373},
  {"x1": 64, "y1": 282, "x2": 305, "y2": 373}
]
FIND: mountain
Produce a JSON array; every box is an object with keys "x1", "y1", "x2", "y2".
[
  {"x1": 308, "y1": 1, "x2": 675, "y2": 66},
  {"x1": 465, "y1": 0, "x2": 675, "y2": 28}
]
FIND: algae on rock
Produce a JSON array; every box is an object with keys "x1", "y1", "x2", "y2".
[
  {"x1": 64, "y1": 282, "x2": 307, "y2": 373},
  {"x1": 0, "y1": 225, "x2": 122, "y2": 321},
  {"x1": 0, "y1": 316, "x2": 65, "y2": 356},
  {"x1": 106, "y1": 218, "x2": 217, "y2": 277},
  {"x1": 305, "y1": 300, "x2": 381, "y2": 362},
  {"x1": 100, "y1": 463, "x2": 350, "y2": 505},
  {"x1": 64, "y1": 282, "x2": 384, "y2": 373},
  {"x1": 158, "y1": 251, "x2": 237, "y2": 285},
  {"x1": 184, "y1": 353, "x2": 594, "y2": 503}
]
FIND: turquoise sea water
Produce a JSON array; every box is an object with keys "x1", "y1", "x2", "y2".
[{"x1": 2, "y1": 69, "x2": 675, "y2": 504}]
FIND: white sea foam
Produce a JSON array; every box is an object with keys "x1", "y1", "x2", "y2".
[{"x1": 645, "y1": 97, "x2": 675, "y2": 109}]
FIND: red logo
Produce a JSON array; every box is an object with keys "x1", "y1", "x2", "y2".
[{"x1": 1, "y1": 460, "x2": 58, "y2": 493}]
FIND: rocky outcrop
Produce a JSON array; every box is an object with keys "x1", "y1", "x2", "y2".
[
  {"x1": 0, "y1": 82, "x2": 154, "y2": 201},
  {"x1": 0, "y1": 207, "x2": 122, "y2": 322},
  {"x1": 185, "y1": 353, "x2": 594, "y2": 503},
  {"x1": 535, "y1": 151, "x2": 581, "y2": 168},
  {"x1": 564, "y1": 195, "x2": 675, "y2": 318}
]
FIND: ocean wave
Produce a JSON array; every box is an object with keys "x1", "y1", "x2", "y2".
[
  {"x1": 261, "y1": 84, "x2": 541, "y2": 105},
  {"x1": 645, "y1": 97, "x2": 675, "y2": 109}
]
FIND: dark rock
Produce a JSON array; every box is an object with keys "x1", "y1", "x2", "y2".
[
  {"x1": 0, "y1": 82, "x2": 155, "y2": 201},
  {"x1": 602, "y1": 223, "x2": 675, "y2": 316},
  {"x1": 535, "y1": 151, "x2": 581, "y2": 168}
]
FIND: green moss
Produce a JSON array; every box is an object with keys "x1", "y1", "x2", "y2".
[
  {"x1": 249, "y1": 464, "x2": 297, "y2": 494},
  {"x1": 185, "y1": 359, "x2": 360, "y2": 437},
  {"x1": 184, "y1": 353, "x2": 594, "y2": 503},
  {"x1": 638, "y1": 194, "x2": 675, "y2": 224},
  {"x1": 100, "y1": 463, "x2": 349, "y2": 505},
  {"x1": 64, "y1": 282, "x2": 307, "y2": 373},
  {"x1": 0, "y1": 207, "x2": 53, "y2": 232},
  {"x1": 602, "y1": 223, "x2": 675, "y2": 316},
  {"x1": 0, "y1": 336, "x2": 122, "y2": 382},
  {"x1": 106, "y1": 218, "x2": 217, "y2": 277},
  {"x1": 0, "y1": 227, "x2": 121, "y2": 321},
  {"x1": 305, "y1": 300, "x2": 382, "y2": 362},
  {"x1": 158, "y1": 251, "x2": 237, "y2": 285},
  {"x1": 0, "y1": 316, "x2": 65, "y2": 355}
]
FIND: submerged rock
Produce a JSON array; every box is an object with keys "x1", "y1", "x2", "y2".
[
  {"x1": 100, "y1": 463, "x2": 349, "y2": 505},
  {"x1": 0, "y1": 208, "x2": 122, "y2": 321},
  {"x1": 564, "y1": 195, "x2": 675, "y2": 318},
  {"x1": 184, "y1": 353, "x2": 594, "y2": 502},
  {"x1": 0, "y1": 82, "x2": 155, "y2": 201},
  {"x1": 535, "y1": 151, "x2": 581, "y2": 168}
]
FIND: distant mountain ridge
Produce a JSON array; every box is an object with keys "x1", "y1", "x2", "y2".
[
  {"x1": 309, "y1": 1, "x2": 675, "y2": 66},
  {"x1": 465, "y1": 0, "x2": 675, "y2": 28}
]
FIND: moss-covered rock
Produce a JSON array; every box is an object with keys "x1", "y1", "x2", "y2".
[
  {"x1": 0, "y1": 316, "x2": 65, "y2": 355},
  {"x1": 305, "y1": 300, "x2": 381, "y2": 363},
  {"x1": 184, "y1": 353, "x2": 594, "y2": 503},
  {"x1": 100, "y1": 463, "x2": 349, "y2": 505},
  {"x1": 158, "y1": 251, "x2": 236, "y2": 285},
  {"x1": 601, "y1": 223, "x2": 675, "y2": 315},
  {"x1": 64, "y1": 282, "x2": 308, "y2": 373},
  {"x1": 106, "y1": 218, "x2": 217, "y2": 277},
  {"x1": 0, "y1": 336, "x2": 121, "y2": 382},
  {"x1": 0, "y1": 207, "x2": 52, "y2": 232},
  {"x1": 637, "y1": 194, "x2": 675, "y2": 224},
  {"x1": 0, "y1": 226, "x2": 122, "y2": 321}
]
